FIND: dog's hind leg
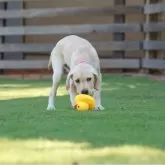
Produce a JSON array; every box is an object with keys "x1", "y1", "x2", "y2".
[{"x1": 47, "y1": 48, "x2": 63, "y2": 110}]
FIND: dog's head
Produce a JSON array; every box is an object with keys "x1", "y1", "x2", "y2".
[{"x1": 66, "y1": 64, "x2": 100, "y2": 95}]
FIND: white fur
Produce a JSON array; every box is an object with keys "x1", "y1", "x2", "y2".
[{"x1": 47, "y1": 35, "x2": 104, "y2": 111}]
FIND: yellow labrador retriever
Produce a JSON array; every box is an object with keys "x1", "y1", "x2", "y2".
[{"x1": 47, "y1": 35, "x2": 104, "y2": 110}]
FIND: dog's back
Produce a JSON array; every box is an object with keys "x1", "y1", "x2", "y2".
[
  {"x1": 49, "y1": 35, "x2": 99, "y2": 70},
  {"x1": 59, "y1": 35, "x2": 99, "y2": 69}
]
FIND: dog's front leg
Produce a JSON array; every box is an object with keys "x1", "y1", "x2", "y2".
[
  {"x1": 47, "y1": 72, "x2": 62, "y2": 110},
  {"x1": 93, "y1": 90, "x2": 104, "y2": 110},
  {"x1": 69, "y1": 81, "x2": 77, "y2": 108},
  {"x1": 69, "y1": 90, "x2": 77, "y2": 108}
]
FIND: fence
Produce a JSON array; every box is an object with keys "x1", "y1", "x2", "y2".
[{"x1": 0, "y1": 0, "x2": 165, "y2": 72}]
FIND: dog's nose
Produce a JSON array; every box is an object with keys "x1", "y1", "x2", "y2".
[{"x1": 81, "y1": 89, "x2": 89, "y2": 95}]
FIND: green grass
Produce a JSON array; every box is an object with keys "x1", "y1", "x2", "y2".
[{"x1": 0, "y1": 74, "x2": 165, "y2": 164}]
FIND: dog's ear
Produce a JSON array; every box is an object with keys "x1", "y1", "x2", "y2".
[
  {"x1": 66, "y1": 71, "x2": 74, "y2": 91},
  {"x1": 92, "y1": 68, "x2": 101, "y2": 90}
]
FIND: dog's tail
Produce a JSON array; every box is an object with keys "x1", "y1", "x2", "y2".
[{"x1": 48, "y1": 57, "x2": 52, "y2": 70}]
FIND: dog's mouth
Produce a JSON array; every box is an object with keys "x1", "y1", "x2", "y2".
[
  {"x1": 85, "y1": 90, "x2": 94, "y2": 96},
  {"x1": 87, "y1": 93, "x2": 93, "y2": 97},
  {"x1": 78, "y1": 93, "x2": 93, "y2": 96},
  {"x1": 77, "y1": 88, "x2": 96, "y2": 96},
  {"x1": 77, "y1": 91, "x2": 93, "y2": 96}
]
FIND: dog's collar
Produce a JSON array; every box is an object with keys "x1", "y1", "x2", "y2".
[{"x1": 78, "y1": 60, "x2": 87, "y2": 64}]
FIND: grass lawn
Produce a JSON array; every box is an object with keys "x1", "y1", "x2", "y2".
[{"x1": 0, "y1": 74, "x2": 165, "y2": 164}]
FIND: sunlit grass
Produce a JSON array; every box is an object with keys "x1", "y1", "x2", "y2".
[
  {"x1": 0, "y1": 84, "x2": 31, "y2": 88},
  {"x1": 0, "y1": 138, "x2": 165, "y2": 164},
  {"x1": 0, "y1": 75, "x2": 165, "y2": 164},
  {"x1": 0, "y1": 86, "x2": 67, "y2": 100}
]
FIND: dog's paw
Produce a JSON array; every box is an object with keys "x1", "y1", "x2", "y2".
[
  {"x1": 95, "y1": 105, "x2": 105, "y2": 111},
  {"x1": 47, "y1": 104, "x2": 55, "y2": 111}
]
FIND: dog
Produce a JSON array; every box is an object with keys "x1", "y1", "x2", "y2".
[{"x1": 47, "y1": 35, "x2": 104, "y2": 110}]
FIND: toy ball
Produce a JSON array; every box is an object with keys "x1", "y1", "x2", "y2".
[
  {"x1": 74, "y1": 94, "x2": 96, "y2": 111},
  {"x1": 76, "y1": 101, "x2": 89, "y2": 111}
]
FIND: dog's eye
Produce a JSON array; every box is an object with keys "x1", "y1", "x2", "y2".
[
  {"x1": 75, "y1": 79, "x2": 80, "y2": 83},
  {"x1": 87, "y1": 77, "x2": 91, "y2": 81}
]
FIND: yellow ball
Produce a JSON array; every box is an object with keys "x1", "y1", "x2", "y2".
[
  {"x1": 76, "y1": 101, "x2": 89, "y2": 111},
  {"x1": 74, "y1": 94, "x2": 96, "y2": 110}
]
